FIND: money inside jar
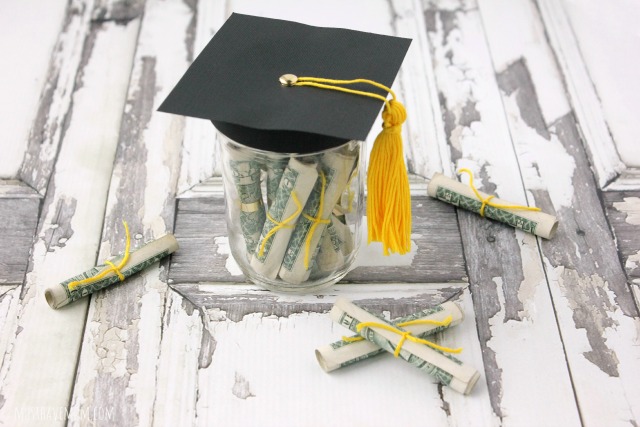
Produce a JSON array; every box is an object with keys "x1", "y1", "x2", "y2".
[{"x1": 158, "y1": 14, "x2": 412, "y2": 292}]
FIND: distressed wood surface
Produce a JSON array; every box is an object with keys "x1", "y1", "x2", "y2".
[
  {"x1": 0, "y1": 0, "x2": 68, "y2": 179},
  {"x1": 482, "y1": 0, "x2": 640, "y2": 423},
  {"x1": 1, "y1": 0, "x2": 640, "y2": 425},
  {"x1": 170, "y1": 194, "x2": 466, "y2": 284},
  {"x1": 424, "y1": 0, "x2": 582, "y2": 423},
  {"x1": 0, "y1": 0, "x2": 141, "y2": 424},
  {"x1": 604, "y1": 192, "x2": 640, "y2": 286},
  {"x1": 537, "y1": 0, "x2": 636, "y2": 190},
  {"x1": 68, "y1": 0, "x2": 190, "y2": 424}
]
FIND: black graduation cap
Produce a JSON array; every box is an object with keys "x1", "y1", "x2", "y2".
[
  {"x1": 159, "y1": 13, "x2": 411, "y2": 153},
  {"x1": 160, "y1": 13, "x2": 413, "y2": 255}
]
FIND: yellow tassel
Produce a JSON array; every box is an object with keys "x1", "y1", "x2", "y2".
[
  {"x1": 286, "y1": 75, "x2": 412, "y2": 256},
  {"x1": 367, "y1": 100, "x2": 411, "y2": 255}
]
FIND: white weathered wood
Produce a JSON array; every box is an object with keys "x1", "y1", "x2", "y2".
[
  {"x1": 477, "y1": 0, "x2": 571, "y2": 126},
  {"x1": 16, "y1": 0, "x2": 99, "y2": 194},
  {"x1": 0, "y1": 0, "x2": 68, "y2": 179},
  {"x1": 68, "y1": 1, "x2": 194, "y2": 425},
  {"x1": 536, "y1": 0, "x2": 631, "y2": 189},
  {"x1": 152, "y1": 290, "x2": 203, "y2": 426},
  {"x1": 176, "y1": 0, "x2": 226, "y2": 194},
  {"x1": 423, "y1": 0, "x2": 582, "y2": 424},
  {"x1": 560, "y1": 0, "x2": 640, "y2": 169},
  {"x1": 0, "y1": 11, "x2": 141, "y2": 427},
  {"x1": 184, "y1": 283, "x2": 494, "y2": 426},
  {"x1": 490, "y1": 27, "x2": 640, "y2": 427},
  {"x1": 389, "y1": 0, "x2": 453, "y2": 178}
]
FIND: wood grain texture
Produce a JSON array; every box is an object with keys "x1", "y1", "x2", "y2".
[
  {"x1": 165, "y1": 284, "x2": 497, "y2": 426},
  {"x1": 18, "y1": 0, "x2": 97, "y2": 194},
  {"x1": 495, "y1": 51, "x2": 640, "y2": 426},
  {"x1": 424, "y1": 1, "x2": 582, "y2": 423},
  {"x1": 0, "y1": 198, "x2": 40, "y2": 285},
  {"x1": 536, "y1": 0, "x2": 633, "y2": 190},
  {"x1": 604, "y1": 191, "x2": 640, "y2": 284},
  {"x1": 169, "y1": 194, "x2": 467, "y2": 284},
  {"x1": 0, "y1": 3, "x2": 141, "y2": 424},
  {"x1": 0, "y1": 0, "x2": 68, "y2": 178},
  {"x1": 68, "y1": 1, "x2": 193, "y2": 425}
]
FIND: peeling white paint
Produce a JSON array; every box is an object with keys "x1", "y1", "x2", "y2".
[
  {"x1": 502, "y1": 92, "x2": 576, "y2": 209},
  {"x1": 214, "y1": 236, "x2": 243, "y2": 276},
  {"x1": 613, "y1": 197, "x2": 640, "y2": 225},
  {"x1": 548, "y1": 261, "x2": 640, "y2": 424}
]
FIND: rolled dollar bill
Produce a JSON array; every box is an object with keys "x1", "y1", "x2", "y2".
[
  {"x1": 316, "y1": 301, "x2": 463, "y2": 372},
  {"x1": 330, "y1": 297, "x2": 480, "y2": 395},
  {"x1": 45, "y1": 234, "x2": 179, "y2": 309},
  {"x1": 266, "y1": 158, "x2": 288, "y2": 208},
  {"x1": 250, "y1": 158, "x2": 318, "y2": 279},
  {"x1": 229, "y1": 155, "x2": 266, "y2": 254},
  {"x1": 314, "y1": 215, "x2": 355, "y2": 272},
  {"x1": 279, "y1": 151, "x2": 357, "y2": 284},
  {"x1": 315, "y1": 217, "x2": 341, "y2": 273},
  {"x1": 428, "y1": 172, "x2": 558, "y2": 238}
]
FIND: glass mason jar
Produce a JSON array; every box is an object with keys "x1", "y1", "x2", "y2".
[{"x1": 219, "y1": 134, "x2": 365, "y2": 293}]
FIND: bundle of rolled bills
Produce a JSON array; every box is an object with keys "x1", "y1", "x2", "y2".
[
  {"x1": 45, "y1": 234, "x2": 179, "y2": 309},
  {"x1": 328, "y1": 297, "x2": 480, "y2": 395},
  {"x1": 230, "y1": 149, "x2": 358, "y2": 285},
  {"x1": 427, "y1": 172, "x2": 558, "y2": 239},
  {"x1": 316, "y1": 301, "x2": 464, "y2": 372}
]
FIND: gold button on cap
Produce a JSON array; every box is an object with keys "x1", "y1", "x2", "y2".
[{"x1": 279, "y1": 74, "x2": 298, "y2": 86}]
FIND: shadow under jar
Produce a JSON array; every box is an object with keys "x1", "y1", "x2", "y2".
[{"x1": 220, "y1": 134, "x2": 365, "y2": 293}]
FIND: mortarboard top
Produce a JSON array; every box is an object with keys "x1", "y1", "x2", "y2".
[{"x1": 159, "y1": 13, "x2": 411, "y2": 154}]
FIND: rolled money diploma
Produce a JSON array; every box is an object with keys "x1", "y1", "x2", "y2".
[
  {"x1": 45, "y1": 234, "x2": 179, "y2": 309},
  {"x1": 229, "y1": 155, "x2": 266, "y2": 254},
  {"x1": 428, "y1": 172, "x2": 558, "y2": 239},
  {"x1": 316, "y1": 301, "x2": 463, "y2": 373},
  {"x1": 315, "y1": 216, "x2": 345, "y2": 272},
  {"x1": 330, "y1": 297, "x2": 480, "y2": 395},
  {"x1": 250, "y1": 158, "x2": 318, "y2": 279},
  {"x1": 279, "y1": 152, "x2": 357, "y2": 284},
  {"x1": 266, "y1": 158, "x2": 288, "y2": 207}
]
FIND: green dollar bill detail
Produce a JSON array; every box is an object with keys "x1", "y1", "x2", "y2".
[
  {"x1": 281, "y1": 165, "x2": 337, "y2": 272},
  {"x1": 61, "y1": 250, "x2": 171, "y2": 303},
  {"x1": 339, "y1": 309, "x2": 455, "y2": 386},
  {"x1": 255, "y1": 166, "x2": 300, "y2": 262},
  {"x1": 230, "y1": 160, "x2": 266, "y2": 253},
  {"x1": 436, "y1": 186, "x2": 538, "y2": 233},
  {"x1": 266, "y1": 158, "x2": 288, "y2": 207}
]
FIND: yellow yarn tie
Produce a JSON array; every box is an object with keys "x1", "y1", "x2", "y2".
[
  {"x1": 342, "y1": 315, "x2": 453, "y2": 343},
  {"x1": 302, "y1": 171, "x2": 331, "y2": 270},
  {"x1": 342, "y1": 316, "x2": 461, "y2": 357},
  {"x1": 258, "y1": 191, "x2": 303, "y2": 257},
  {"x1": 458, "y1": 168, "x2": 541, "y2": 217},
  {"x1": 68, "y1": 221, "x2": 131, "y2": 291},
  {"x1": 289, "y1": 76, "x2": 411, "y2": 256}
]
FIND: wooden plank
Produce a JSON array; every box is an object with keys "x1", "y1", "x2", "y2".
[
  {"x1": 176, "y1": 0, "x2": 226, "y2": 194},
  {"x1": 0, "y1": 3, "x2": 141, "y2": 425},
  {"x1": 166, "y1": 283, "x2": 496, "y2": 426},
  {"x1": 0, "y1": 0, "x2": 68, "y2": 178},
  {"x1": 494, "y1": 50, "x2": 640, "y2": 427},
  {"x1": 68, "y1": 1, "x2": 194, "y2": 424},
  {"x1": 603, "y1": 192, "x2": 640, "y2": 284},
  {"x1": 0, "y1": 198, "x2": 40, "y2": 285},
  {"x1": 16, "y1": 0, "x2": 100, "y2": 194},
  {"x1": 423, "y1": 1, "x2": 582, "y2": 424},
  {"x1": 536, "y1": 0, "x2": 630, "y2": 189},
  {"x1": 559, "y1": 0, "x2": 640, "y2": 169},
  {"x1": 169, "y1": 194, "x2": 467, "y2": 284}
]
